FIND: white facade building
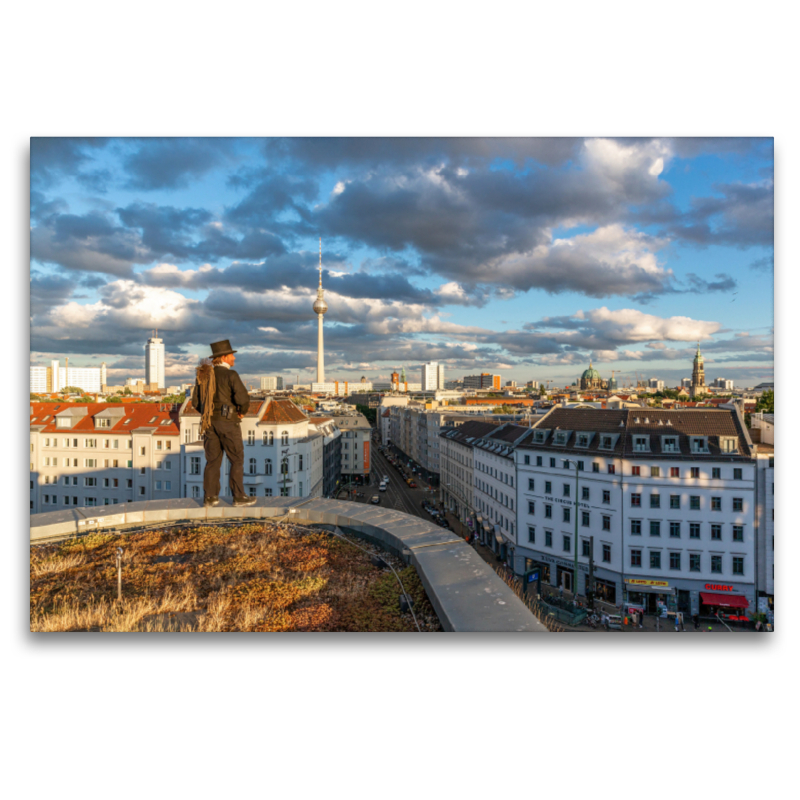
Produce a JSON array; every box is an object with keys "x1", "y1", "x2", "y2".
[
  {"x1": 514, "y1": 407, "x2": 758, "y2": 615},
  {"x1": 421, "y1": 361, "x2": 445, "y2": 391},
  {"x1": 145, "y1": 337, "x2": 166, "y2": 390},
  {"x1": 260, "y1": 376, "x2": 284, "y2": 391}
]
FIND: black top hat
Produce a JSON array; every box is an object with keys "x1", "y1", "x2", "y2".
[{"x1": 210, "y1": 339, "x2": 237, "y2": 358}]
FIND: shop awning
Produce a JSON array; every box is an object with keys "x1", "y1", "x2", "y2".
[{"x1": 700, "y1": 592, "x2": 749, "y2": 608}]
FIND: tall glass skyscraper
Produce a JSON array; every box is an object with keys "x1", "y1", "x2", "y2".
[{"x1": 145, "y1": 336, "x2": 166, "y2": 389}]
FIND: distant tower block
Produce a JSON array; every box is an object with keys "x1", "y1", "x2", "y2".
[{"x1": 312, "y1": 238, "x2": 328, "y2": 384}]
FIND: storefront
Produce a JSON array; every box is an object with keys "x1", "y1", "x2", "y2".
[
  {"x1": 624, "y1": 580, "x2": 676, "y2": 614},
  {"x1": 699, "y1": 586, "x2": 750, "y2": 619},
  {"x1": 593, "y1": 577, "x2": 616, "y2": 604},
  {"x1": 525, "y1": 558, "x2": 551, "y2": 585},
  {"x1": 556, "y1": 565, "x2": 575, "y2": 593}
]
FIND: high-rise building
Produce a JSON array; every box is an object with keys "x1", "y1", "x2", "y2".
[
  {"x1": 145, "y1": 335, "x2": 166, "y2": 389},
  {"x1": 260, "y1": 376, "x2": 284, "y2": 391},
  {"x1": 463, "y1": 373, "x2": 501, "y2": 390},
  {"x1": 313, "y1": 238, "x2": 328, "y2": 384},
  {"x1": 32, "y1": 359, "x2": 106, "y2": 393},
  {"x1": 421, "y1": 361, "x2": 445, "y2": 391}
]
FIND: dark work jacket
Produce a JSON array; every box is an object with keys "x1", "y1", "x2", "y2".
[{"x1": 192, "y1": 365, "x2": 251, "y2": 419}]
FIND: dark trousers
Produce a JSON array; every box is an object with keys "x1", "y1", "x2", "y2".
[{"x1": 203, "y1": 418, "x2": 245, "y2": 499}]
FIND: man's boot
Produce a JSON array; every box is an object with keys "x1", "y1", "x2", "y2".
[
  {"x1": 232, "y1": 496, "x2": 257, "y2": 507},
  {"x1": 204, "y1": 495, "x2": 220, "y2": 507}
]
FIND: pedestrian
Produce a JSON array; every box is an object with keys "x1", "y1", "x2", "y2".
[
  {"x1": 639, "y1": 610, "x2": 643, "y2": 629},
  {"x1": 192, "y1": 339, "x2": 256, "y2": 508},
  {"x1": 679, "y1": 612, "x2": 685, "y2": 631},
  {"x1": 559, "y1": 583, "x2": 564, "y2": 600},
  {"x1": 674, "y1": 613, "x2": 680, "y2": 632},
  {"x1": 692, "y1": 613, "x2": 699, "y2": 630}
]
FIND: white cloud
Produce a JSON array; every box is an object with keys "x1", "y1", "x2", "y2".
[{"x1": 580, "y1": 306, "x2": 720, "y2": 344}]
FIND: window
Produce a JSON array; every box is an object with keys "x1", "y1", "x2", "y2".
[
  {"x1": 689, "y1": 554, "x2": 701, "y2": 572},
  {"x1": 190, "y1": 456, "x2": 201, "y2": 475},
  {"x1": 528, "y1": 478, "x2": 535, "y2": 491},
  {"x1": 280, "y1": 488, "x2": 289, "y2": 497},
  {"x1": 523, "y1": 455, "x2": 530, "y2": 465},
  {"x1": 582, "y1": 486, "x2": 589, "y2": 501},
  {"x1": 550, "y1": 458, "x2": 556, "y2": 468},
  {"x1": 85, "y1": 497, "x2": 97, "y2": 507},
  {"x1": 582, "y1": 511, "x2": 590, "y2": 527},
  {"x1": 602, "y1": 544, "x2": 611, "y2": 563},
  {"x1": 711, "y1": 524, "x2": 722, "y2": 540},
  {"x1": 527, "y1": 526, "x2": 535, "y2": 543},
  {"x1": 165, "y1": 460, "x2": 171, "y2": 470},
  {"x1": 265, "y1": 488, "x2": 273, "y2": 497},
  {"x1": 711, "y1": 497, "x2": 721, "y2": 511},
  {"x1": 631, "y1": 549, "x2": 642, "y2": 567},
  {"x1": 263, "y1": 431, "x2": 274, "y2": 445},
  {"x1": 156, "y1": 440, "x2": 163, "y2": 451},
  {"x1": 84, "y1": 438, "x2": 97, "y2": 448},
  {"x1": 670, "y1": 467, "x2": 679, "y2": 478},
  {"x1": 562, "y1": 507, "x2": 570, "y2": 523},
  {"x1": 84, "y1": 477, "x2": 97, "y2": 487},
  {"x1": 536, "y1": 456, "x2": 543, "y2": 467},
  {"x1": 545, "y1": 530, "x2": 552, "y2": 547},
  {"x1": 528, "y1": 501, "x2": 535, "y2": 515},
  {"x1": 631, "y1": 493, "x2": 641, "y2": 507},
  {"x1": 650, "y1": 551, "x2": 661, "y2": 569},
  {"x1": 733, "y1": 468, "x2": 742, "y2": 480},
  {"x1": 711, "y1": 555, "x2": 722, "y2": 574},
  {"x1": 650, "y1": 520, "x2": 661, "y2": 537},
  {"x1": 592, "y1": 463, "x2": 600, "y2": 473},
  {"x1": 281, "y1": 458, "x2": 289, "y2": 475},
  {"x1": 126, "y1": 480, "x2": 133, "y2": 488},
  {"x1": 608, "y1": 464, "x2": 615, "y2": 474},
  {"x1": 248, "y1": 486, "x2": 257, "y2": 497},
  {"x1": 281, "y1": 431, "x2": 289, "y2": 445},
  {"x1": 140, "y1": 467, "x2": 146, "y2": 475},
  {"x1": 165, "y1": 481, "x2": 171, "y2": 491},
  {"x1": 711, "y1": 467, "x2": 720, "y2": 479},
  {"x1": 562, "y1": 460, "x2": 570, "y2": 470},
  {"x1": 691, "y1": 467, "x2": 700, "y2": 479},
  {"x1": 650, "y1": 494, "x2": 660, "y2": 508},
  {"x1": 733, "y1": 525, "x2": 744, "y2": 542},
  {"x1": 631, "y1": 519, "x2": 642, "y2": 535},
  {"x1": 733, "y1": 556, "x2": 744, "y2": 576},
  {"x1": 663, "y1": 437, "x2": 678, "y2": 453},
  {"x1": 691, "y1": 437, "x2": 709, "y2": 454},
  {"x1": 577, "y1": 461, "x2": 584, "y2": 471},
  {"x1": 602, "y1": 515, "x2": 611, "y2": 531},
  {"x1": 247, "y1": 431, "x2": 255, "y2": 446},
  {"x1": 249, "y1": 458, "x2": 257, "y2": 475},
  {"x1": 139, "y1": 487, "x2": 146, "y2": 496},
  {"x1": 155, "y1": 480, "x2": 162, "y2": 490},
  {"x1": 298, "y1": 454, "x2": 303, "y2": 470},
  {"x1": 634, "y1": 437, "x2": 648, "y2": 452},
  {"x1": 563, "y1": 483, "x2": 570, "y2": 498},
  {"x1": 139, "y1": 446, "x2": 146, "y2": 456},
  {"x1": 670, "y1": 495, "x2": 680, "y2": 509},
  {"x1": 651, "y1": 466, "x2": 660, "y2": 478},
  {"x1": 733, "y1": 498, "x2": 743, "y2": 512},
  {"x1": 582, "y1": 539, "x2": 591, "y2": 557},
  {"x1": 669, "y1": 522, "x2": 681, "y2": 538},
  {"x1": 669, "y1": 552, "x2": 681, "y2": 570},
  {"x1": 545, "y1": 481, "x2": 552, "y2": 494},
  {"x1": 562, "y1": 535, "x2": 570, "y2": 553},
  {"x1": 690, "y1": 496, "x2": 701, "y2": 510},
  {"x1": 689, "y1": 522, "x2": 700, "y2": 539},
  {"x1": 632, "y1": 466, "x2": 641, "y2": 476},
  {"x1": 721, "y1": 438, "x2": 738, "y2": 453},
  {"x1": 544, "y1": 504, "x2": 552, "y2": 519},
  {"x1": 165, "y1": 441, "x2": 172, "y2": 451}
]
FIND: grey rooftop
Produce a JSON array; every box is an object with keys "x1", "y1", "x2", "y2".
[{"x1": 29, "y1": 498, "x2": 547, "y2": 633}]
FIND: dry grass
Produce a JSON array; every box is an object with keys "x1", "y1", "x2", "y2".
[{"x1": 30, "y1": 523, "x2": 442, "y2": 633}]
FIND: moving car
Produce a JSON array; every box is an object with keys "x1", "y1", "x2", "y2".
[
  {"x1": 408, "y1": 482, "x2": 417, "y2": 489},
  {"x1": 379, "y1": 482, "x2": 387, "y2": 492},
  {"x1": 370, "y1": 495, "x2": 380, "y2": 504}
]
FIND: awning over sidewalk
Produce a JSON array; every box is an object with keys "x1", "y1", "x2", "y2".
[{"x1": 700, "y1": 592, "x2": 749, "y2": 608}]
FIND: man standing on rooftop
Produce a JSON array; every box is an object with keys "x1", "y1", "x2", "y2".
[{"x1": 192, "y1": 339, "x2": 255, "y2": 507}]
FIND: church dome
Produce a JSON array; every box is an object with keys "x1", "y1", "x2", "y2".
[{"x1": 581, "y1": 363, "x2": 601, "y2": 381}]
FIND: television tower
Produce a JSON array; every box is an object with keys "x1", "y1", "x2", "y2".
[{"x1": 312, "y1": 238, "x2": 328, "y2": 383}]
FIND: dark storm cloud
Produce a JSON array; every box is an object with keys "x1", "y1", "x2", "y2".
[
  {"x1": 122, "y1": 138, "x2": 238, "y2": 191},
  {"x1": 30, "y1": 191, "x2": 68, "y2": 222},
  {"x1": 116, "y1": 202, "x2": 213, "y2": 256},
  {"x1": 262, "y1": 137, "x2": 583, "y2": 172},
  {"x1": 661, "y1": 181, "x2": 773, "y2": 248},
  {"x1": 226, "y1": 168, "x2": 319, "y2": 230},
  {"x1": 30, "y1": 272, "x2": 78, "y2": 315},
  {"x1": 31, "y1": 210, "x2": 146, "y2": 277},
  {"x1": 30, "y1": 138, "x2": 110, "y2": 188}
]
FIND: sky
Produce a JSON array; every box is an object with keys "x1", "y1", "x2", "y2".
[{"x1": 29, "y1": 137, "x2": 774, "y2": 389}]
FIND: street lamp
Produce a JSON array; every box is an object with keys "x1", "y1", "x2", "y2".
[{"x1": 561, "y1": 457, "x2": 582, "y2": 601}]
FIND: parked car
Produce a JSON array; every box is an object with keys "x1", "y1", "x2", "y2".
[
  {"x1": 379, "y1": 482, "x2": 387, "y2": 492},
  {"x1": 370, "y1": 495, "x2": 380, "y2": 504},
  {"x1": 408, "y1": 482, "x2": 417, "y2": 489}
]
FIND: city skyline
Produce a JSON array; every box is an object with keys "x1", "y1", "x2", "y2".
[{"x1": 30, "y1": 137, "x2": 773, "y2": 388}]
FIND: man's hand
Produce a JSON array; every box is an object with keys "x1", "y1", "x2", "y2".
[{"x1": 238, "y1": 413, "x2": 244, "y2": 419}]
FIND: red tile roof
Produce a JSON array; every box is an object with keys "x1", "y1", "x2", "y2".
[
  {"x1": 30, "y1": 402, "x2": 179, "y2": 435},
  {"x1": 260, "y1": 399, "x2": 309, "y2": 425}
]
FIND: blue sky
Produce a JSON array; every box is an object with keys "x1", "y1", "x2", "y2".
[{"x1": 30, "y1": 137, "x2": 773, "y2": 388}]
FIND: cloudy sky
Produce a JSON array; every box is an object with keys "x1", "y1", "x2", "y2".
[{"x1": 30, "y1": 137, "x2": 773, "y2": 389}]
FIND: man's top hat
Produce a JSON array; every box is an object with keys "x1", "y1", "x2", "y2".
[{"x1": 210, "y1": 339, "x2": 237, "y2": 358}]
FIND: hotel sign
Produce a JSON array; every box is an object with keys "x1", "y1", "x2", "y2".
[{"x1": 625, "y1": 579, "x2": 670, "y2": 587}]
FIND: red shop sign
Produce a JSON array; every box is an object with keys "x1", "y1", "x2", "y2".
[{"x1": 705, "y1": 584, "x2": 733, "y2": 592}]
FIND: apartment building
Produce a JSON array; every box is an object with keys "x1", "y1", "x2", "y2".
[
  {"x1": 515, "y1": 407, "x2": 758, "y2": 615},
  {"x1": 439, "y1": 420, "x2": 500, "y2": 529},
  {"x1": 463, "y1": 373, "x2": 501, "y2": 391},
  {"x1": 308, "y1": 415, "x2": 343, "y2": 497},
  {"x1": 331, "y1": 411, "x2": 372, "y2": 485},
  {"x1": 30, "y1": 402, "x2": 180, "y2": 512},
  {"x1": 180, "y1": 398, "x2": 323, "y2": 500}
]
